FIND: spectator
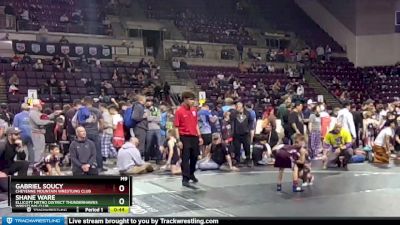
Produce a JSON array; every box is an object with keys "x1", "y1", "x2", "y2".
[
  {"x1": 198, "y1": 133, "x2": 239, "y2": 171},
  {"x1": 8, "y1": 73, "x2": 19, "y2": 94},
  {"x1": 52, "y1": 54, "x2": 62, "y2": 70},
  {"x1": 20, "y1": 8, "x2": 29, "y2": 21},
  {"x1": 195, "y1": 46, "x2": 204, "y2": 58},
  {"x1": 29, "y1": 101, "x2": 57, "y2": 163},
  {"x1": 0, "y1": 104, "x2": 14, "y2": 127},
  {"x1": 79, "y1": 96, "x2": 105, "y2": 172},
  {"x1": 0, "y1": 127, "x2": 29, "y2": 176},
  {"x1": 172, "y1": 58, "x2": 180, "y2": 70},
  {"x1": 38, "y1": 25, "x2": 48, "y2": 43},
  {"x1": 163, "y1": 82, "x2": 170, "y2": 101},
  {"x1": 12, "y1": 103, "x2": 33, "y2": 164},
  {"x1": 99, "y1": 103, "x2": 115, "y2": 160},
  {"x1": 34, "y1": 144, "x2": 62, "y2": 176},
  {"x1": 308, "y1": 105, "x2": 322, "y2": 159},
  {"x1": 231, "y1": 102, "x2": 253, "y2": 167},
  {"x1": 145, "y1": 99, "x2": 162, "y2": 163},
  {"x1": 316, "y1": 45, "x2": 325, "y2": 61},
  {"x1": 323, "y1": 123, "x2": 353, "y2": 169},
  {"x1": 132, "y1": 95, "x2": 148, "y2": 156},
  {"x1": 288, "y1": 102, "x2": 305, "y2": 142},
  {"x1": 236, "y1": 42, "x2": 244, "y2": 60},
  {"x1": 33, "y1": 59, "x2": 43, "y2": 71},
  {"x1": 22, "y1": 53, "x2": 32, "y2": 64},
  {"x1": 5, "y1": 3, "x2": 15, "y2": 29},
  {"x1": 69, "y1": 126, "x2": 98, "y2": 175},
  {"x1": 62, "y1": 55, "x2": 75, "y2": 72},
  {"x1": 372, "y1": 119, "x2": 396, "y2": 164},
  {"x1": 60, "y1": 13, "x2": 69, "y2": 23},
  {"x1": 337, "y1": 101, "x2": 356, "y2": 139},
  {"x1": 11, "y1": 54, "x2": 20, "y2": 68},
  {"x1": 59, "y1": 35, "x2": 69, "y2": 44},
  {"x1": 117, "y1": 137, "x2": 154, "y2": 175}
]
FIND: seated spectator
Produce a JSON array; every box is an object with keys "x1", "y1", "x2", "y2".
[
  {"x1": 117, "y1": 137, "x2": 154, "y2": 175},
  {"x1": 161, "y1": 129, "x2": 181, "y2": 175},
  {"x1": 247, "y1": 48, "x2": 256, "y2": 60},
  {"x1": 102, "y1": 81, "x2": 114, "y2": 94},
  {"x1": 198, "y1": 133, "x2": 239, "y2": 171},
  {"x1": 22, "y1": 53, "x2": 32, "y2": 64},
  {"x1": 11, "y1": 54, "x2": 21, "y2": 68},
  {"x1": 112, "y1": 70, "x2": 119, "y2": 82},
  {"x1": 372, "y1": 119, "x2": 396, "y2": 164},
  {"x1": 322, "y1": 123, "x2": 353, "y2": 169},
  {"x1": 33, "y1": 144, "x2": 62, "y2": 176},
  {"x1": 172, "y1": 58, "x2": 180, "y2": 70},
  {"x1": 0, "y1": 127, "x2": 29, "y2": 176},
  {"x1": 8, "y1": 73, "x2": 19, "y2": 87},
  {"x1": 20, "y1": 8, "x2": 29, "y2": 21},
  {"x1": 96, "y1": 59, "x2": 101, "y2": 68},
  {"x1": 47, "y1": 74, "x2": 58, "y2": 87},
  {"x1": 59, "y1": 81, "x2": 69, "y2": 95},
  {"x1": 99, "y1": 88, "x2": 111, "y2": 103},
  {"x1": 60, "y1": 13, "x2": 69, "y2": 23},
  {"x1": 209, "y1": 78, "x2": 218, "y2": 89},
  {"x1": 238, "y1": 61, "x2": 247, "y2": 73},
  {"x1": 179, "y1": 59, "x2": 188, "y2": 70},
  {"x1": 33, "y1": 59, "x2": 43, "y2": 71},
  {"x1": 59, "y1": 36, "x2": 69, "y2": 44},
  {"x1": 71, "y1": 9, "x2": 83, "y2": 24},
  {"x1": 250, "y1": 62, "x2": 257, "y2": 73},
  {"x1": 252, "y1": 134, "x2": 275, "y2": 165},
  {"x1": 62, "y1": 55, "x2": 74, "y2": 72},
  {"x1": 195, "y1": 46, "x2": 204, "y2": 58},
  {"x1": 52, "y1": 54, "x2": 62, "y2": 70}
]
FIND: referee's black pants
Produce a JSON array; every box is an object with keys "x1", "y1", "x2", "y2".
[{"x1": 180, "y1": 135, "x2": 200, "y2": 182}]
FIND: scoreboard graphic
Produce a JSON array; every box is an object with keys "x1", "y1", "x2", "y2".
[{"x1": 9, "y1": 176, "x2": 132, "y2": 213}]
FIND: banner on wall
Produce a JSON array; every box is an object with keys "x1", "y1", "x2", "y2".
[{"x1": 13, "y1": 41, "x2": 113, "y2": 59}]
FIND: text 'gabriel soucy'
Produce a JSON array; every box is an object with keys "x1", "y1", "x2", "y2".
[{"x1": 15, "y1": 184, "x2": 65, "y2": 189}]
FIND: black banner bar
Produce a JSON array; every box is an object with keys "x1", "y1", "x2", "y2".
[{"x1": 12, "y1": 41, "x2": 112, "y2": 59}]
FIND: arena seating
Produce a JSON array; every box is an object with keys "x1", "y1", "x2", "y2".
[
  {"x1": 144, "y1": 0, "x2": 257, "y2": 45},
  {"x1": 1, "y1": 0, "x2": 109, "y2": 35},
  {"x1": 189, "y1": 65, "x2": 317, "y2": 115},
  {"x1": 254, "y1": 0, "x2": 344, "y2": 53},
  {"x1": 4, "y1": 59, "x2": 143, "y2": 113}
]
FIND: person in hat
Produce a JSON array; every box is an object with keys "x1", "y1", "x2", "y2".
[
  {"x1": 322, "y1": 123, "x2": 353, "y2": 169},
  {"x1": 0, "y1": 127, "x2": 29, "y2": 176},
  {"x1": 197, "y1": 133, "x2": 239, "y2": 171},
  {"x1": 29, "y1": 101, "x2": 58, "y2": 163}
]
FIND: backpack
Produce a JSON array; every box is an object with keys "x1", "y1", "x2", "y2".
[
  {"x1": 77, "y1": 107, "x2": 91, "y2": 124},
  {"x1": 113, "y1": 120, "x2": 125, "y2": 149},
  {"x1": 123, "y1": 107, "x2": 136, "y2": 129}
]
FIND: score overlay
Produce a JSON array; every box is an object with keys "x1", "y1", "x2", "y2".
[{"x1": 9, "y1": 176, "x2": 131, "y2": 213}]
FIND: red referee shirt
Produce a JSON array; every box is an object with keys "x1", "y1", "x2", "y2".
[{"x1": 174, "y1": 104, "x2": 199, "y2": 136}]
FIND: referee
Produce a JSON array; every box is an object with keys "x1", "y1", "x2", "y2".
[{"x1": 174, "y1": 91, "x2": 203, "y2": 188}]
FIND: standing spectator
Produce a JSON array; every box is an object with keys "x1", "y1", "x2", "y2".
[
  {"x1": 231, "y1": 102, "x2": 253, "y2": 167},
  {"x1": 65, "y1": 100, "x2": 81, "y2": 142},
  {"x1": 145, "y1": 99, "x2": 162, "y2": 162},
  {"x1": 117, "y1": 137, "x2": 154, "y2": 175},
  {"x1": 99, "y1": 103, "x2": 115, "y2": 160},
  {"x1": 79, "y1": 96, "x2": 105, "y2": 172},
  {"x1": 12, "y1": 103, "x2": 33, "y2": 164},
  {"x1": 0, "y1": 127, "x2": 29, "y2": 176},
  {"x1": 38, "y1": 25, "x2": 48, "y2": 43},
  {"x1": 163, "y1": 82, "x2": 171, "y2": 101},
  {"x1": 337, "y1": 101, "x2": 356, "y2": 139},
  {"x1": 132, "y1": 95, "x2": 148, "y2": 156},
  {"x1": 69, "y1": 127, "x2": 98, "y2": 175},
  {"x1": 4, "y1": 3, "x2": 15, "y2": 29},
  {"x1": 288, "y1": 102, "x2": 305, "y2": 142},
  {"x1": 29, "y1": 102, "x2": 57, "y2": 163},
  {"x1": 308, "y1": 105, "x2": 322, "y2": 159},
  {"x1": 316, "y1": 45, "x2": 325, "y2": 61},
  {"x1": 198, "y1": 104, "x2": 213, "y2": 155},
  {"x1": 236, "y1": 42, "x2": 244, "y2": 60},
  {"x1": 174, "y1": 91, "x2": 202, "y2": 188}
]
